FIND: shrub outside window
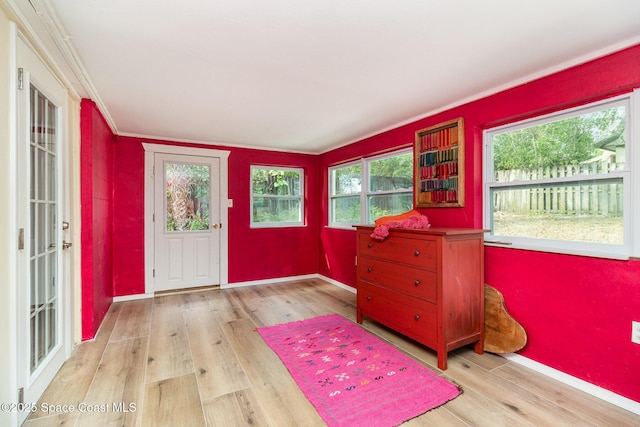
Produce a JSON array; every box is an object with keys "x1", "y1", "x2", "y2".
[
  {"x1": 329, "y1": 149, "x2": 413, "y2": 228},
  {"x1": 251, "y1": 166, "x2": 304, "y2": 227},
  {"x1": 483, "y1": 95, "x2": 636, "y2": 258}
]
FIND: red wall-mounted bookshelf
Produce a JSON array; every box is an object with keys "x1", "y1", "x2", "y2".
[{"x1": 414, "y1": 117, "x2": 464, "y2": 208}]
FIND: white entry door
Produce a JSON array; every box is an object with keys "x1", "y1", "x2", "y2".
[
  {"x1": 16, "y1": 36, "x2": 70, "y2": 424},
  {"x1": 154, "y1": 153, "x2": 221, "y2": 292}
]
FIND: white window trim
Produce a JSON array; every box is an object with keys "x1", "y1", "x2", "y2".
[
  {"x1": 633, "y1": 89, "x2": 640, "y2": 259},
  {"x1": 483, "y1": 92, "x2": 639, "y2": 259},
  {"x1": 329, "y1": 159, "x2": 362, "y2": 229},
  {"x1": 250, "y1": 165, "x2": 305, "y2": 228},
  {"x1": 328, "y1": 148, "x2": 413, "y2": 229}
]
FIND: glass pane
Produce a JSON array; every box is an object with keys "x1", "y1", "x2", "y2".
[
  {"x1": 30, "y1": 315, "x2": 36, "y2": 371},
  {"x1": 47, "y1": 100, "x2": 57, "y2": 152},
  {"x1": 30, "y1": 144, "x2": 35, "y2": 199},
  {"x1": 368, "y1": 153, "x2": 413, "y2": 192},
  {"x1": 493, "y1": 105, "x2": 626, "y2": 182},
  {"x1": 37, "y1": 309, "x2": 46, "y2": 363},
  {"x1": 30, "y1": 260, "x2": 36, "y2": 315},
  {"x1": 48, "y1": 152, "x2": 56, "y2": 201},
  {"x1": 491, "y1": 179, "x2": 623, "y2": 244},
  {"x1": 165, "y1": 162, "x2": 210, "y2": 231},
  {"x1": 36, "y1": 148, "x2": 45, "y2": 200},
  {"x1": 36, "y1": 256, "x2": 46, "y2": 310},
  {"x1": 48, "y1": 252, "x2": 56, "y2": 302},
  {"x1": 30, "y1": 87, "x2": 37, "y2": 144},
  {"x1": 47, "y1": 302, "x2": 56, "y2": 353},
  {"x1": 37, "y1": 202, "x2": 46, "y2": 254},
  {"x1": 330, "y1": 165, "x2": 361, "y2": 195},
  {"x1": 37, "y1": 91, "x2": 46, "y2": 147},
  {"x1": 30, "y1": 203, "x2": 35, "y2": 257},
  {"x1": 251, "y1": 169, "x2": 301, "y2": 196},
  {"x1": 368, "y1": 193, "x2": 414, "y2": 223},
  {"x1": 49, "y1": 203, "x2": 56, "y2": 249},
  {"x1": 252, "y1": 197, "x2": 301, "y2": 223},
  {"x1": 330, "y1": 196, "x2": 360, "y2": 224},
  {"x1": 29, "y1": 84, "x2": 59, "y2": 373}
]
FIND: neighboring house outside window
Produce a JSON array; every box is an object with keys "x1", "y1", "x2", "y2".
[
  {"x1": 329, "y1": 149, "x2": 413, "y2": 228},
  {"x1": 251, "y1": 166, "x2": 304, "y2": 228},
  {"x1": 483, "y1": 92, "x2": 639, "y2": 259}
]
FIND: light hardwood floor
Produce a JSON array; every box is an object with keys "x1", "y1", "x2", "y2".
[{"x1": 25, "y1": 279, "x2": 639, "y2": 426}]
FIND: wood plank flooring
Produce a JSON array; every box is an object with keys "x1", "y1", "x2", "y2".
[{"x1": 25, "y1": 279, "x2": 639, "y2": 426}]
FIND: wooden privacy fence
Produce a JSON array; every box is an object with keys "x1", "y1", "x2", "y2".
[{"x1": 494, "y1": 161, "x2": 624, "y2": 216}]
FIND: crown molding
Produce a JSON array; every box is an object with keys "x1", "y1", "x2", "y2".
[{"x1": 3, "y1": 0, "x2": 117, "y2": 134}]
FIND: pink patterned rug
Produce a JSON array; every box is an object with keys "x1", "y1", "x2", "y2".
[{"x1": 257, "y1": 314, "x2": 461, "y2": 427}]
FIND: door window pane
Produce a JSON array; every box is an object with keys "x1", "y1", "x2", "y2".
[
  {"x1": 47, "y1": 302, "x2": 56, "y2": 353},
  {"x1": 165, "y1": 162, "x2": 210, "y2": 232},
  {"x1": 37, "y1": 203, "x2": 45, "y2": 254},
  {"x1": 46, "y1": 100, "x2": 57, "y2": 151},
  {"x1": 48, "y1": 153, "x2": 56, "y2": 201}
]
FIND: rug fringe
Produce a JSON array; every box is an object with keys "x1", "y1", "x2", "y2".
[{"x1": 399, "y1": 382, "x2": 464, "y2": 426}]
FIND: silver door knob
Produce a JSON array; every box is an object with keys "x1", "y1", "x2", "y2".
[{"x1": 62, "y1": 240, "x2": 72, "y2": 250}]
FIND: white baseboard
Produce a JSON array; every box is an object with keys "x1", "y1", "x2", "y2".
[
  {"x1": 503, "y1": 353, "x2": 640, "y2": 415},
  {"x1": 316, "y1": 274, "x2": 356, "y2": 293},
  {"x1": 221, "y1": 274, "x2": 320, "y2": 289},
  {"x1": 112, "y1": 293, "x2": 154, "y2": 302},
  {"x1": 222, "y1": 273, "x2": 357, "y2": 293}
]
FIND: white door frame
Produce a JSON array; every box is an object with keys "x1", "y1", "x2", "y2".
[
  {"x1": 153, "y1": 153, "x2": 220, "y2": 291},
  {"x1": 143, "y1": 143, "x2": 230, "y2": 295}
]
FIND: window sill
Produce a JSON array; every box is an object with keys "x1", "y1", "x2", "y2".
[
  {"x1": 484, "y1": 240, "x2": 631, "y2": 261},
  {"x1": 250, "y1": 224, "x2": 306, "y2": 229},
  {"x1": 325, "y1": 225, "x2": 359, "y2": 231}
]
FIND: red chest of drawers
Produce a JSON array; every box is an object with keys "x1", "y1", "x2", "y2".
[{"x1": 356, "y1": 226, "x2": 485, "y2": 370}]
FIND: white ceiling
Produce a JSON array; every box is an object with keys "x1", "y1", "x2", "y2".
[{"x1": 22, "y1": 1, "x2": 640, "y2": 153}]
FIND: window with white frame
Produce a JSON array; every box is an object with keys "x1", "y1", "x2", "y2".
[
  {"x1": 329, "y1": 149, "x2": 413, "y2": 227},
  {"x1": 483, "y1": 93, "x2": 638, "y2": 258},
  {"x1": 251, "y1": 166, "x2": 304, "y2": 227}
]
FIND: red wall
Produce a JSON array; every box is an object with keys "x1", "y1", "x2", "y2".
[
  {"x1": 318, "y1": 44, "x2": 640, "y2": 402},
  {"x1": 224, "y1": 145, "x2": 321, "y2": 283},
  {"x1": 80, "y1": 99, "x2": 114, "y2": 339},
  {"x1": 111, "y1": 136, "x2": 321, "y2": 296},
  {"x1": 111, "y1": 138, "x2": 145, "y2": 296}
]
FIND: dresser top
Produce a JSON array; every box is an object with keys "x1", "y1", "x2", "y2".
[{"x1": 354, "y1": 226, "x2": 487, "y2": 236}]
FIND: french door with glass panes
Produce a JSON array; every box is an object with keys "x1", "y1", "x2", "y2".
[{"x1": 16, "y1": 36, "x2": 70, "y2": 423}]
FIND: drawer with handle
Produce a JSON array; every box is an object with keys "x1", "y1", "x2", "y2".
[
  {"x1": 358, "y1": 233, "x2": 437, "y2": 270},
  {"x1": 357, "y1": 281, "x2": 437, "y2": 346},
  {"x1": 357, "y1": 258, "x2": 437, "y2": 303}
]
